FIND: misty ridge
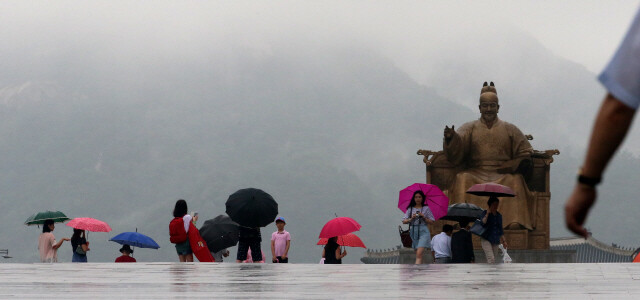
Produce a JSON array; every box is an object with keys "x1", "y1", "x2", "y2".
[{"x1": 2, "y1": 29, "x2": 640, "y2": 264}]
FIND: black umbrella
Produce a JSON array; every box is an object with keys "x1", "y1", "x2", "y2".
[
  {"x1": 439, "y1": 203, "x2": 484, "y2": 223},
  {"x1": 225, "y1": 188, "x2": 278, "y2": 227},
  {"x1": 199, "y1": 215, "x2": 240, "y2": 253}
]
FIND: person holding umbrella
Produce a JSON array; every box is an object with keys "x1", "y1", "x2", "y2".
[
  {"x1": 169, "y1": 199, "x2": 194, "y2": 262},
  {"x1": 322, "y1": 237, "x2": 347, "y2": 264},
  {"x1": 402, "y1": 190, "x2": 435, "y2": 264},
  {"x1": 115, "y1": 245, "x2": 136, "y2": 263},
  {"x1": 71, "y1": 229, "x2": 90, "y2": 263},
  {"x1": 38, "y1": 219, "x2": 69, "y2": 263},
  {"x1": 235, "y1": 226, "x2": 263, "y2": 263},
  {"x1": 479, "y1": 197, "x2": 507, "y2": 263}
]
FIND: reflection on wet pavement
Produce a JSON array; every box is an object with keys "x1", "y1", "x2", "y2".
[{"x1": 0, "y1": 263, "x2": 639, "y2": 298}]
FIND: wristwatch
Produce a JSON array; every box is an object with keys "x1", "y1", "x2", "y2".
[{"x1": 577, "y1": 168, "x2": 601, "y2": 187}]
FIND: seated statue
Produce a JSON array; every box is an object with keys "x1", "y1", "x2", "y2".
[{"x1": 443, "y1": 82, "x2": 534, "y2": 230}]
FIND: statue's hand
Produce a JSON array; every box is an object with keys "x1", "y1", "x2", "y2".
[{"x1": 444, "y1": 125, "x2": 456, "y2": 140}]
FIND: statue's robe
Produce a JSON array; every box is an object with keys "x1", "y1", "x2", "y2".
[{"x1": 444, "y1": 118, "x2": 534, "y2": 230}]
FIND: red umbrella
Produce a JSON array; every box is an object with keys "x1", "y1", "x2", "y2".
[
  {"x1": 466, "y1": 183, "x2": 516, "y2": 197},
  {"x1": 398, "y1": 183, "x2": 449, "y2": 220},
  {"x1": 317, "y1": 233, "x2": 366, "y2": 248},
  {"x1": 318, "y1": 217, "x2": 361, "y2": 238},
  {"x1": 66, "y1": 217, "x2": 112, "y2": 232}
]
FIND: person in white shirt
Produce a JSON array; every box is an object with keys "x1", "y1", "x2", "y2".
[{"x1": 431, "y1": 224, "x2": 453, "y2": 264}]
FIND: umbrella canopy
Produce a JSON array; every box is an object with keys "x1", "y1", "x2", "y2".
[
  {"x1": 317, "y1": 233, "x2": 366, "y2": 248},
  {"x1": 466, "y1": 183, "x2": 516, "y2": 197},
  {"x1": 66, "y1": 217, "x2": 112, "y2": 232},
  {"x1": 319, "y1": 217, "x2": 361, "y2": 238},
  {"x1": 24, "y1": 211, "x2": 70, "y2": 226},
  {"x1": 110, "y1": 232, "x2": 160, "y2": 249},
  {"x1": 199, "y1": 215, "x2": 240, "y2": 253},
  {"x1": 225, "y1": 188, "x2": 278, "y2": 227},
  {"x1": 398, "y1": 183, "x2": 449, "y2": 220},
  {"x1": 440, "y1": 203, "x2": 484, "y2": 223}
]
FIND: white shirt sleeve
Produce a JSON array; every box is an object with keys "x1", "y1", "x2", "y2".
[
  {"x1": 183, "y1": 215, "x2": 192, "y2": 233},
  {"x1": 599, "y1": 8, "x2": 640, "y2": 109}
]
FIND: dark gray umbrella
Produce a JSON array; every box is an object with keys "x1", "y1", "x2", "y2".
[
  {"x1": 225, "y1": 188, "x2": 278, "y2": 227},
  {"x1": 199, "y1": 215, "x2": 240, "y2": 253},
  {"x1": 439, "y1": 203, "x2": 484, "y2": 223}
]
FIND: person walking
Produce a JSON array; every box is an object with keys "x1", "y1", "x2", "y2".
[
  {"x1": 479, "y1": 197, "x2": 507, "y2": 263},
  {"x1": 402, "y1": 190, "x2": 435, "y2": 264},
  {"x1": 115, "y1": 244, "x2": 137, "y2": 263},
  {"x1": 322, "y1": 237, "x2": 347, "y2": 264},
  {"x1": 38, "y1": 219, "x2": 69, "y2": 263},
  {"x1": 71, "y1": 229, "x2": 89, "y2": 263},
  {"x1": 565, "y1": 8, "x2": 640, "y2": 238},
  {"x1": 451, "y1": 220, "x2": 475, "y2": 263},
  {"x1": 236, "y1": 226, "x2": 263, "y2": 263},
  {"x1": 270, "y1": 216, "x2": 291, "y2": 263},
  {"x1": 431, "y1": 224, "x2": 453, "y2": 264},
  {"x1": 169, "y1": 199, "x2": 193, "y2": 262}
]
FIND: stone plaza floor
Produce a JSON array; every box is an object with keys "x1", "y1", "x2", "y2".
[{"x1": 1, "y1": 263, "x2": 639, "y2": 299}]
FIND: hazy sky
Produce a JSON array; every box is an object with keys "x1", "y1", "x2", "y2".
[{"x1": 2, "y1": 1, "x2": 638, "y2": 75}]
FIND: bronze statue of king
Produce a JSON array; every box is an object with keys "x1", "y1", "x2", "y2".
[{"x1": 443, "y1": 82, "x2": 534, "y2": 230}]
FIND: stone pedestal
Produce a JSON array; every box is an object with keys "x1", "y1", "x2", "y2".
[{"x1": 398, "y1": 247, "x2": 434, "y2": 264}]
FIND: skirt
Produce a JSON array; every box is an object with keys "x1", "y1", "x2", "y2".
[{"x1": 409, "y1": 224, "x2": 431, "y2": 249}]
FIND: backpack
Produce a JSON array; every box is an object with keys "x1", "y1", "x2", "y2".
[{"x1": 169, "y1": 217, "x2": 188, "y2": 244}]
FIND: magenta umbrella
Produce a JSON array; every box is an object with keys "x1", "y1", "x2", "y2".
[
  {"x1": 466, "y1": 183, "x2": 516, "y2": 197},
  {"x1": 318, "y1": 217, "x2": 361, "y2": 238},
  {"x1": 398, "y1": 183, "x2": 449, "y2": 220},
  {"x1": 66, "y1": 217, "x2": 112, "y2": 232}
]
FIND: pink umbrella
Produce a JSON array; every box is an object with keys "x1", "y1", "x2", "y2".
[
  {"x1": 398, "y1": 183, "x2": 449, "y2": 220},
  {"x1": 317, "y1": 233, "x2": 366, "y2": 248},
  {"x1": 466, "y1": 183, "x2": 516, "y2": 197},
  {"x1": 66, "y1": 217, "x2": 112, "y2": 232},
  {"x1": 318, "y1": 217, "x2": 361, "y2": 238}
]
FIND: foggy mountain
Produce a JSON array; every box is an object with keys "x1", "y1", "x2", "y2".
[{"x1": 2, "y1": 30, "x2": 639, "y2": 264}]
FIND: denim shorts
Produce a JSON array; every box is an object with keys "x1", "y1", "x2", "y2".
[{"x1": 410, "y1": 224, "x2": 431, "y2": 249}]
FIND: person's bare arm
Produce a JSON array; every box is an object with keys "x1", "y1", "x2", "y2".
[
  {"x1": 321, "y1": 248, "x2": 325, "y2": 258},
  {"x1": 565, "y1": 94, "x2": 636, "y2": 237},
  {"x1": 52, "y1": 237, "x2": 69, "y2": 250},
  {"x1": 271, "y1": 240, "x2": 276, "y2": 260},
  {"x1": 283, "y1": 240, "x2": 290, "y2": 259}
]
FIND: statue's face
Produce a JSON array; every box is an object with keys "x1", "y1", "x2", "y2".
[{"x1": 479, "y1": 95, "x2": 499, "y2": 123}]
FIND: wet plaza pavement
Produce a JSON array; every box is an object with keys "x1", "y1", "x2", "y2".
[{"x1": 1, "y1": 263, "x2": 640, "y2": 299}]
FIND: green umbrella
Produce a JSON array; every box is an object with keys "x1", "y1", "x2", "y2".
[{"x1": 24, "y1": 211, "x2": 70, "y2": 226}]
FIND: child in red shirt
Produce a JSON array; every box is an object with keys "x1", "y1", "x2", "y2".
[{"x1": 115, "y1": 244, "x2": 137, "y2": 263}]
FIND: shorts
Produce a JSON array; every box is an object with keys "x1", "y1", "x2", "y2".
[
  {"x1": 410, "y1": 224, "x2": 431, "y2": 249},
  {"x1": 273, "y1": 256, "x2": 288, "y2": 263},
  {"x1": 236, "y1": 240, "x2": 262, "y2": 261},
  {"x1": 175, "y1": 239, "x2": 192, "y2": 255}
]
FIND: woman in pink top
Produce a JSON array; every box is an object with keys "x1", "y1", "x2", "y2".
[{"x1": 38, "y1": 219, "x2": 69, "y2": 263}]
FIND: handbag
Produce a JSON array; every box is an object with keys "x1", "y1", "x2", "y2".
[
  {"x1": 75, "y1": 245, "x2": 86, "y2": 255},
  {"x1": 398, "y1": 225, "x2": 413, "y2": 248},
  {"x1": 469, "y1": 219, "x2": 486, "y2": 236}
]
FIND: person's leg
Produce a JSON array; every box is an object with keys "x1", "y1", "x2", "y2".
[
  {"x1": 178, "y1": 254, "x2": 186, "y2": 262},
  {"x1": 481, "y1": 239, "x2": 495, "y2": 263},
  {"x1": 415, "y1": 247, "x2": 424, "y2": 264},
  {"x1": 236, "y1": 241, "x2": 249, "y2": 263},
  {"x1": 185, "y1": 253, "x2": 193, "y2": 262},
  {"x1": 250, "y1": 241, "x2": 262, "y2": 263},
  {"x1": 492, "y1": 244, "x2": 500, "y2": 263}
]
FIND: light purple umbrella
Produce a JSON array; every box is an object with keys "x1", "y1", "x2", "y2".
[{"x1": 398, "y1": 183, "x2": 449, "y2": 220}]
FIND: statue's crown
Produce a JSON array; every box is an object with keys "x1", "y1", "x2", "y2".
[{"x1": 480, "y1": 81, "x2": 497, "y2": 95}]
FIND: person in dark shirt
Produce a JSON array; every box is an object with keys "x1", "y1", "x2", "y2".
[
  {"x1": 322, "y1": 237, "x2": 347, "y2": 264},
  {"x1": 236, "y1": 226, "x2": 263, "y2": 263},
  {"x1": 479, "y1": 197, "x2": 507, "y2": 263},
  {"x1": 451, "y1": 221, "x2": 475, "y2": 263},
  {"x1": 115, "y1": 244, "x2": 137, "y2": 263}
]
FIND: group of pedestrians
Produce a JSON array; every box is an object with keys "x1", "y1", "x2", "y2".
[
  {"x1": 169, "y1": 199, "x2": 292, "y2": 264},
  {"x1": 403, "y1": 191, "x2": 505, "y2": 264}
]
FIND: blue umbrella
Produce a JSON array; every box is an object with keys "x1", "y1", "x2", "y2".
[{"x1": 110, "y1": 232, "x2": 160, "y2": 249}]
